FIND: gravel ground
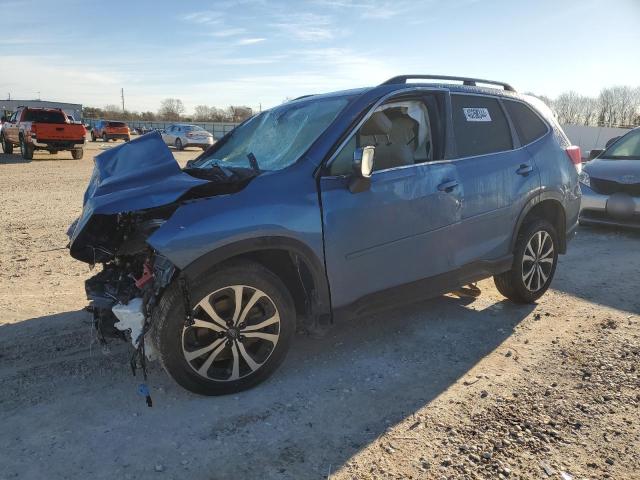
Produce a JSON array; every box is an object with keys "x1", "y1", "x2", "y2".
[{"x1": 0, "y1": 141, "x2": 639, "y2": 480}]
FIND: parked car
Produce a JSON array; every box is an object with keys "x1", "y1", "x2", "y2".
[
  {"x1": 91, "y1": 120, "x2": 130, "y2": 142},
  {"x1": 67, "y1": 75, "x2": 581, "y2": 395},
  {"x1": 1, "y1": 107, "x2": 86, "y2": 159},
  {"x1": 161, "y1": 124, "x2": 214, "y2": 150},
  {"x1": 579, "y1": 127, "x2": 640, "y2": 229}
]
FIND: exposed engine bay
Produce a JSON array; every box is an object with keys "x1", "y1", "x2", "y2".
[{"x1": 67, "y1": 132, "x2": 259, "y2": 372}]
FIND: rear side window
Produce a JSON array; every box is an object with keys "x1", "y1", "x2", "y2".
[
  {"x1": 22, "y1": 109, "x2": 66, "y2": 124},
  {"x1": 451, "y1": 95, "x2": 512, "y2": 157},
  {"x1": 504, "y1": 100, "x2": 547, "y2": 145}
]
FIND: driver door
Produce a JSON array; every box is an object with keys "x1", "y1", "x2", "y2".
[{"x1": 319, "y1": 95, "x2": 462, "y2": 309}]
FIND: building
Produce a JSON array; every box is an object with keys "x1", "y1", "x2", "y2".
[{"x1": 0, "y1": 99, "x2": 83, "y2": 121}]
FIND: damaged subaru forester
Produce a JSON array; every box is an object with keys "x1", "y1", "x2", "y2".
[{"x1": 68, "y1": 75, "x2": 582, "y2": 395}]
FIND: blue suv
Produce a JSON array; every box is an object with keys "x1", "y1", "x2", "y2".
[{"x1": 68, "y1": 75, "x2": 582, "y2": 395}]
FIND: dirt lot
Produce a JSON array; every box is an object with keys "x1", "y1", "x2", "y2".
[{"x1": 1, "y1": 140, "x2": 639, "y2": 480}]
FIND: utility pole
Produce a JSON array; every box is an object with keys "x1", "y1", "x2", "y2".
[
  {"x1": 37, "y1": 91, "x2": 41, "y2": 100},
  {"x1": 121, "y1": 88, "x2": 125, "y2": 113}
]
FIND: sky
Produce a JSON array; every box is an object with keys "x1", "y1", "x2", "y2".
[{"x1": 1, "y1": 0, "x2": 639, "y2": 114}]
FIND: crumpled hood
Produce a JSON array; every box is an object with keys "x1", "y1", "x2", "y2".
[
  {"x1": 68, "y1": 132, "x2": 208, "y2": 260},
  {"x1": 584, "y1": 157, "x2": 640, "y2": 183}
]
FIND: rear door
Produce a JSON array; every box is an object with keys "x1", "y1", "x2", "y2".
[
  {"x1": 320, "y1": 93, "x2": 462, "y2": 308},
  {"x1": 449, "y1": 94, "x2": 540, "y2": 268}
]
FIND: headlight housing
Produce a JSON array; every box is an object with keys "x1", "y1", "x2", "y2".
[{"x1": 578, "y1": 170, "x2": 590, "y2": 187}]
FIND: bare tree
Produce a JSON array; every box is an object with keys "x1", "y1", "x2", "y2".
[{"x1": 158, "y1": 98, "x2": 185, "y2": 121}]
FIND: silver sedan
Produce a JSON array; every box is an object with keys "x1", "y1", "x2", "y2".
[
  {"x1": 161, "y1": 124, "x2": 214, "y2": 151},
  {"x1": 579, "y1": 127, "x2": 640, "y2": 229}
]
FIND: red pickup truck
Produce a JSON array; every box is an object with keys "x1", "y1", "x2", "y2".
[{"x1": 0, "y1": 107, "x2": 86, "y2": 159}]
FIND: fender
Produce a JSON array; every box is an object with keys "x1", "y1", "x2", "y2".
[
  {"x1": 510, "y1": 191, "x2": 567, "y2": 253},
  {"x1": 179, "y1": 235, "x2": 332, "y2": 318}
]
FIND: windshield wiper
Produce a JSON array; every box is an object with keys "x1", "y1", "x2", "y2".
[{"x1": 247, "y1": 152, "x2": 260, "y2": 173}]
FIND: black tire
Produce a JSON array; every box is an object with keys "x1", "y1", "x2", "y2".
[
  {"x1": 153, "y1": 260, "x2": 295, "y2": 395},
  {"x1": 1, "y1": 134, "x2": 13, "y2": 154},
  {"x1": 102, "y1": 133, "x2": 108, "y2": 142},
  {"x1": 20, "y1": 137, "x2": 34, "y2": 160},
  {"x1": 91, "y1": 132, "x2": 96, "y2": 142},
  {"x1": 71, "y1": 148, "x2": 83, "y2": 160},
  {"x1": 494, "y1": 219, "x2": 559, "y2": 304},
  {"x1": 175, "y1": 138, "x2": 183, "y2": 151},
  {"x1": 125, "y1": 136, "x2": 131, "y2": 142}
]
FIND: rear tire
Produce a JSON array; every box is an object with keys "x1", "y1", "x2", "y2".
[
  {"x1": 71, "y1": 148, "x2": 83, "y2": 160},
  {"x1": 91, "y1": 132, "x2": 96, "y2": 142},
  {"x1": 1, "y1": 134, "x2": 13, "y2": 154},
  {"x1": 102, "y1": 133, "x2": 108, "y2": 142},
  {"x1": 494, "y1": 219, "x2": 559, "y2": 303},
  {"x1": 153, "y1": 260, "x2": 295, "y2": 395},
  {"x1": 20, "y1": 137, "x2": 34, "y2": 160},
  {"x1": 175, "y1": 138, "x2": 183, "y2": 151},
  {"x1": 125, "y1": 136, "x2": 131, "y2": 142}
]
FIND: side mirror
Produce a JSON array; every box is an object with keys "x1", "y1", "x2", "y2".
[
  {"x1": 588, "y1": 149, "x2": 603, "y2": 160},
  {"x1": 348, "y1": 146, "x2": 375, "y2": 193}
]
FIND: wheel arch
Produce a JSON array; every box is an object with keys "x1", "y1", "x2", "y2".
[
  {"x1": 180, "y1": 236, "x2": 332, "y2": 325},
  {"x1": 511, "y1": 194, "x2": 567, "y2": 254}
]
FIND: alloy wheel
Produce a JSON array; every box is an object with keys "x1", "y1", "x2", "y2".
[
  {"x1": 522, "y1": 230, "x2": 554, "y2": 292},
  {"x1": 182, "y1": 285, "x2": 281, "y2": 381}
]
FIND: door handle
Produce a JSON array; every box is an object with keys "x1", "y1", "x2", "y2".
[
  {"x1": 516, "y1": 164, "x2": 533, "y2": 176},
  {"x1": 437, "y1": 180, "x2": 459, "y2": 193}
]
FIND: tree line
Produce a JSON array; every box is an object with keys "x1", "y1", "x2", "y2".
[
  {"x1": 82, "y1": 98, "x2": 254, "y2": 123},
  {"x1": 532, "y1": 85, "x2": 640, "y2": 128}
]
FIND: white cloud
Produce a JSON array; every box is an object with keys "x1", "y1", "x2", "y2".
[
  {"x1": 235, "y1": 38, "x2": 266, "y2": 46},
  {"x1": 269, "y1": 13, "x2": 336, "y2": 41}
]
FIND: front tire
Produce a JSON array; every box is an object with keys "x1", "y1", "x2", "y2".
[
  {"x1": 153, "y1": 261, "x2": 295, "y2": 395},
  {"x1": 102, "y1": 133, "x2": 108, "y2": 142},
  {"x1": 494, "y1": 219, "x2": 559, "y2": 304},
  {"x1": 20, "y1": 137, "x2": 34, "y2": 160},
  {"x1": 175, "y1": 138, "x2": 183, "y2": 150}
]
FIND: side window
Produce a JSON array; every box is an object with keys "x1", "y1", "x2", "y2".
[
  {"x1": 451, "y1": 95, "x2": 512, "y2": 157},
  {"x1": 503, "y1": 100, "x2": 548, "y2": 145},
  {"x1": 10, "y1": 112, "x2": 18, "y2": 122},
  {"x1": 330, "y1": 99, "x2": 435, "y2": 175}
]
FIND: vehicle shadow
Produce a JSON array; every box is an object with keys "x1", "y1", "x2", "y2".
[
  {"x1": 0, "y1": 294, "x2": 535, "y2": 479},
  {"x1": 551, "y1": 226, "x2": 640, "y2": 314},
  {"x1": 0, "y1": 152, "x2": 30, "y2": 164}
]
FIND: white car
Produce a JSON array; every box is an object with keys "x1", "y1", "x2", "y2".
[{"x1": 161, "y1": 124, "x2": 214, "y2": 151}]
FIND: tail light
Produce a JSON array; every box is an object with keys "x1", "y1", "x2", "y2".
[{"x1": 566, "y1": 146, "x2": 582, "y2": 173}]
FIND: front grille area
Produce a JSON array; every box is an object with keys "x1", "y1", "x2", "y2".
[{"x1": 590, "y1": 178, "x2": 640, "y2": 197}]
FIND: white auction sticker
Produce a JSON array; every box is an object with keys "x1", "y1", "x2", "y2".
[{"x1": 463, "y1": 108, "x2": 491, "y2": 122}]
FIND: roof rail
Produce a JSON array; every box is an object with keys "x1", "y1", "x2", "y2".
[{"x1": 380, "y1": 75, "x2": 516, "y2": 92}]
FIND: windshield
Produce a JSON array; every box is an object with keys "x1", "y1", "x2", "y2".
[
  {"x1": 23, "y1": 110, "x2": 66, "y2": 123},
  {"x1": 194, "y1": 96, "x2": 351, "y2": 171},
  {"x1": 185, "y1": 125, "x2": 206, "y2": 132},
  {"x1": 603, "y1": 129, "x2": 640, "y2": 160}
]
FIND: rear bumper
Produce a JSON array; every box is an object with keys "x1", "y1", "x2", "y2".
[
  {"x1": 106, "y1": 134, "x2": 130, "y2": 140},
  {"x1": 579, "y1": 184, "x2": 640, "y2": 229},
  {"x1": 183, "y1": 137, "x2": 214, "y2": 148},
  {"x1": 33, "y1": 139, "x2": 85, "y2": 149}
]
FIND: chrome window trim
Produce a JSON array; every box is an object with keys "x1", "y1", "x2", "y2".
[{"x1": 323, "y1": 89, "x2": 552, "y2": 179}]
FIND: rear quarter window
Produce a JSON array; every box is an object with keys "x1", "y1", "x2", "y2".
[
  {"x1": 504, "y1": 100, "x2": 548, "y2": 145},
  {"x1": 451, "y1": 95, "x2": 512, "y2": 157}
]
